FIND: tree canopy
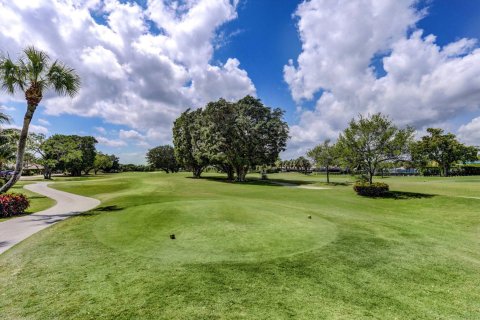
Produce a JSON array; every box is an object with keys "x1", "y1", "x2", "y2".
[
  {"x1": 337, "y1": 113, "x2": 414, "y2": 184},
  {"x1": 172, "y1": 108, "x2": 208, "y2": 178},
  {"x1": 146, "y1": 145, "x2": 179, "y2": 173},
  {"x1": 410, "y1": 128, "x2": 478, "y2": 176},
  {"x1": 41, "y1": 135, "x2": 97, "y2": 176},
  {"x1": 172, "y1": 96, "x2": 289, "y2": 181},
  {"x1": 307, "y1": 139, "x2": 339, "y2": 183}
]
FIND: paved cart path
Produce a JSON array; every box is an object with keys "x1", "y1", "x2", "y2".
[{"x1": 0, "y1": 182, "x2": 100, "y2": 255}]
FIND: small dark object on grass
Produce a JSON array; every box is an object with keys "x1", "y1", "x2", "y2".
[
  {"x1": 170, "y1": 234, "x2": 176, "y2": 240},
  {"x1": 308, "y1": 215, "x2": 312, "y2": 219}
]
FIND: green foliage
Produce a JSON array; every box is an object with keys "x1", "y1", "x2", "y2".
[
  {"x1": 0, "y1": 46, "x2": 80, "y2": 97},
  {"x1": 337, "y1": 113, "x2": 414, "y2": 184},
  {"x1": 41, "y1": 135, "x2": 98, "y2": 176},
  {"x1": 410, "y1": 128, "x2": 478, "y2": 176},
  {"x1": 0, "y1": 129, "x2": 17, "y2": 169},
  {"x1": 0, "y1": 46, "x2": 80, "y2": 193},
  {"x1": 93, "y1": 152, "x2": 114, "y2": 174},
  {"x1": 172, "y1": 108, "x2": 208, "y2": 178},
  {"x1": 183, "y1": 96, "x2": 289, "y2": 181},
  {"x1": 307, "y1": 139, "x2": 340, "y2": 183},
  {"x1": 353, "y1": 181, "x2": 389, "y2": 196},
  {"x1": 120, "y1": 164, "x2": 154, "y2": 172},
  {"x1": 146, "y1": 145, "x2": 179, "y2": 173},
  {"x1": 295, "y1": 156, "x2": 311, "y2": 174}
]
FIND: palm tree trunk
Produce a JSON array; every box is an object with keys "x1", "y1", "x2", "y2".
[{"x1": 0, "y1": 104, "x2": 36, "y2": 193}]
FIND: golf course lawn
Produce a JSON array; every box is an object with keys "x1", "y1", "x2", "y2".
[{"x1": 0, "y1": 172, "x2": 479, "y2": 319}]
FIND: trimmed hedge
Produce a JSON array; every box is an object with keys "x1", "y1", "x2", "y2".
[
  {"x1": 353, "y1": 182, "x2": 389, "y2": 197},
  {"x1": 0, "y1": 193, "x2": 30, "y2": 217}
]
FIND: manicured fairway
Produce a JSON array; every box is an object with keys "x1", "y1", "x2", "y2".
[{"x1": 0, "y1": 172, "x2": 479, "y2": 319}]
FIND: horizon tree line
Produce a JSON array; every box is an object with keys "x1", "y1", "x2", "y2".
[{"x1": 305, "y1": 113, "x2": 478, "y2": 184}]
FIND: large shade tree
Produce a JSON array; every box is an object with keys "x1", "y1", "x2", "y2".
[
  {"x1": 41, "y1": 135, "x2": 97, "y2": 177},
  {"x1": 201, "y1": 96, "x2": 289, "y2": 181},
  {"x1": 337, "y1": 113, "x2": 414, "y2": 184},
  {"x1": 146, "y1": 145, "x2": 179, "y2": 173},
  {"x1": 0, "y1": 46, "x2": 80, "y2": 192}
]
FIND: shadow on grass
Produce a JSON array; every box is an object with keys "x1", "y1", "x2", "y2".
[
  {"x1": 323, "y1": 182, "x2": 351, "y2": 186},
  {"x1": 95, "y1": 205, "x2": 124, "y2": 212},
  {"x1": 77, "y1": 205, "x2": 124, "y2": 217},
  {"x1": 362, "y1": 191, "x2": 435, "y2": 200},
  {"x1": 199, "y1": 176, "x2": 318, "y2": 187},
  {"x1": 191, "y1": 175, "x2": 354, "y2": 188},
  {"x1": 26, "y1": 195, "x2": 47, "y2": 200}
]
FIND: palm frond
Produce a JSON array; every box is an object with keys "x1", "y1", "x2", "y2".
[
  {"x1": 0, "y1": 112, "x2": 10, "y2": 124},
  {"x1": 23, "y1": 46, "x2": 50, "y2": 83},
  {"x1": 0, "y1": 55, "x2": 25, "y2": 93},
  {"x1": 47, "y1": 60, "x2": 81, "y2": 97}
]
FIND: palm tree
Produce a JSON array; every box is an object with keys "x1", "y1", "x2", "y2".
[{"x1": 0, "y1": 46, "x2": 80, "y2": 192}]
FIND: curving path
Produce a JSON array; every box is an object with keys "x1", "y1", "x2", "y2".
[{"x1": 0, "y1": 182, "x2": 100, "y2": 255}]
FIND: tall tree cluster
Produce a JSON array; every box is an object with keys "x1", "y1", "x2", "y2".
[
  {"x1": 410, "y1": 128, "x2": 478, "y2": 176},
  {"x1": 305, "y1": 113, "x2": 479, "y2": 183},
  {"x1": 0, "y1": 130, "x2": 120, "y2": 179},
  {"x1": 172, "y1": 96, "x2": 289, "y2": 181}
]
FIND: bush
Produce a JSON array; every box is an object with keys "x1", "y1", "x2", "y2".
[
  {"x1": 0, "y1": 193, "x2": 30, "y2": 217},
  {"x1": 353, "y1": 182, "x2": 389, "y2": 197}
]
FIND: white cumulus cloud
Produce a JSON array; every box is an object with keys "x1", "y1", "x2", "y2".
[
  {"x1": 0, "y1": 0, "x2": 255, "y2": 148},
  {"x1": 284, "y1": 0, "x2": 480, "y2": 156},
  {"x1": 458, "y1": 117, "x2": 480, "y2": 147}
]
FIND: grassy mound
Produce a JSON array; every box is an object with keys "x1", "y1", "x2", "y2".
[{"x1": 93, "y1": 200, "x2": 336, "y2": 263}]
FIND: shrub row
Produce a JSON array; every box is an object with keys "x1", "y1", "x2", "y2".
[
  {"x1": 0, "y1": 193, "x2": 30, "y2": 217},
  {"x1": 353, "y1": 182, "x2": 389, "y2": 197}
]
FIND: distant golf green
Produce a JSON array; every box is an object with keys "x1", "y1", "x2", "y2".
[{"x1": 0, "y1": 172, "x2": 479, "y2": 319}]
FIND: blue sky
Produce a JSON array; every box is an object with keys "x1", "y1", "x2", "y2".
[{"x1": 1, "y1": 0, "x2": 480, "y2": 163}]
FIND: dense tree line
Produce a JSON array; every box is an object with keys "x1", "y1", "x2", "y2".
[
  {"x1": 0, "y1": 130, "x2": 120, "y2": 178},
  {"x1": 171, "y1": 96, "x2": 289, "y2": 181},
  {"x1": 278, "y1": 157, "x2": 312, "y2": 174}
]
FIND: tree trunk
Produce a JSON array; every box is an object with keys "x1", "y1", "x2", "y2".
[
  {"x1": 43, "y1": 167, "x2": 52, "y2": 179},
  {"x1": 326, "y1": 165, "x2": 330, "y2": 184},
  {"x1": 193, "y1": 166, "x2": 203, "y2": 178},
  {"x1": 0, "y1": 104, "x2": 36, "y2": 193},
  {"x1": 221, "y1": 164, "x2": 234, "y2": 181},
  {"x1": 235, "y1": 165, "x2": 248, "y2": 182}
]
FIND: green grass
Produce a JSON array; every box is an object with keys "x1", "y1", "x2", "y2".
[
  {"x1": 0, "y1": 172, "x2": 479, "y2": 319},
  {"x1": 0, "y1": 181, "x2": 56, "y2": 222}
]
